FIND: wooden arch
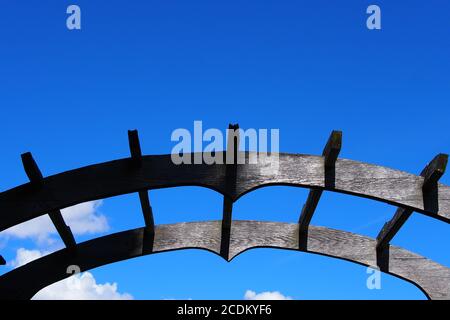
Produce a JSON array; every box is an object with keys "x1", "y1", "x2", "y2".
[{"x1": 0, "y1": 129, "x2": 449, "y2": 300}]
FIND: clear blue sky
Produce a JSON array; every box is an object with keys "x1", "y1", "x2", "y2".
[{"x1": 0, "y1": 0, "x2": 449, "y2": 299}]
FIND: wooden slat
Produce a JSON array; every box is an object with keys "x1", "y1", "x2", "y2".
[
  {"x1": 1, "y1": 221, "x2": 449, "y2": 300},
  {"x1": 298, "y1": 189, "x2": 323, "y2": 235},
  {"x1": 127, "y1": 130, "x2": 155, "y2": 233},
  {"x1": 20, "y1": 153, "x2": 76, "y2": 249},
  {"x1": 138, "y1": 190, "x2": 155, "y2": 234},
  {"x1": 48, "y1": 211, "x2": 76, "y2": 249},
  {"x1": 128, "y1": 130, "x2": 142, "y2": 167},
  {"x1": 322, "y1": 130, "x2": 342, "y2": 167},
  {"x1": 21, "y1": 152, "x2": 43, "y2": 183},
  {"x1": 298, "y1": 130, "x2": 342, "y2": 236},
  {"x1": 421, "y1": 154, "x2": 448, "y2": 191},
  {"x1": 377, "y1": 207, "x2": 412, "y2": 251},
  {"x1": 220, "y1": 197, "x2": 233, "y2": 260},
  {"x1": 377, "y1": 154, "x2": 449, "y2": 251},
  {"x1": 220, "y1": 124, "x2": 239, "y2": 259}
]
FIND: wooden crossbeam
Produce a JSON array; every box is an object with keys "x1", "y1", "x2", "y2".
[
  {"x1": 128, "y1": 130, "x2": 155, "y2": 234},
  {"x1": 421, "y1": 154, "x2": 448, "y2": 191},
  {"x1": 21, "y1": 153, "x2": 76, "y2": 250},
  {"x1": 298, "y1": 189, "x2": 323, "y2": 235},
  {"x1": 21, "y1": 152, "x2": 44, "y2": 183},
  {"x1": 322, "y1": 130, "x2": 342, "y2": 167},
  {"x1": 0, "y1": 255, "x2": 5, "y2": 266},
  {"x1": 377, "y1": 153, "x2": 448, "y2": 251},
  {"x1": 138, "y1": 191, "x2": 155, "y2": 234},
  {"x1": 298, "y1": 130, "x2": 342, "y2": 237},
  {"x1": 220, "y1": 124, "x2": 239, "y2": 260},
  {"x1": 128, "y1": 130, "x2": 143, "y2": 168}
]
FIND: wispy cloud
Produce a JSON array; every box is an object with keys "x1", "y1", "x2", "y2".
[
  {"x1": 9, "y1": 248, "x2": 132, "y2": 300},
  {"x1": 4, "y1": 201, "x2": 132, "y2": 300},
  {"x1": 9, "y1": 247, "x2": 51, "y2": 268},
  {"x1": 33, "y1": 272, "x2": 133, "y2": 300},
  {"x1": 1, "y1": 200, "x2": 108, "y2": 245},
  {"x1": 244, "y1": 290, "x2": 293, "y2": 300}
]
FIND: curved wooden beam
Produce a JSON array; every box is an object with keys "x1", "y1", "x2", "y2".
[
  {"x1": 1, "y1": 221, "x2": 449, "y2": 300},
  {"x1": 1, "y1": 152, "x2": 450, "y2": 232}
]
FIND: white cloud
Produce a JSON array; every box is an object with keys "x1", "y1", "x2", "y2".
[
  {"x1": 9, "y1": 247, "x2": 50, "y2": 268},
  {"x1": 1, "y1": 200, "x2": 108, "y2": 245},
  {"x1": 244, "y1": 290, "x2": 293, "y2": 300},
  {"x1": 9, "y1": 248, "x2": 132, "y2": 300},
  {"x1": 33, "y1": 272, "x2": 133, "y2": 300},
  {"x1": 62, "y1": 201, "x2": 108, "y2": 234}
]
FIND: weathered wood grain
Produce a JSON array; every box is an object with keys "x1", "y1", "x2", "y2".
[
  {"x1": 1, "y1": 152, "x2": 450, "y2": 232},
  {"x1": 0, "y1": 221, "x2": 448, "y2": 300},
  {"x1": 230, "y1": 221, "x2": 450, "y2": 300}
]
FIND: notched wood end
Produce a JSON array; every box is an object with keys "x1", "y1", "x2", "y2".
[
  {"x1": 421, "y1": 153, "x2": 448, "y2": 189},
  {"x1": 323, "y1": 130, "x2": 342, "y2": 167},
  {"x1": 21, "y1": 152, "x2": 44, "y2": 184}
]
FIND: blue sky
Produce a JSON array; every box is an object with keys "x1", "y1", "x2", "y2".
[{"x1": 0, "y1": 0, "x2": 449, "y2": 299}]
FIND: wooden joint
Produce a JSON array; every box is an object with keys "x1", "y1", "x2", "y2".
[
  {"x1": 21, "y1": 152, "x2": 76, "y2": 250},
  {"x1": 298, "y1": 130, "x2": 342, "y2": 247},
  {"x1": 376, "y1": 154, "x2": 446, "y2": 255},
  {"x1": 128, "y1": 130, "x2": 154, "y2": 236},
  {"x1": 376, "y1": 207, "x2": 413, "y2": 251},
  {"x1": 225, "y1": 124, "x2": 240, "y2": 166}
]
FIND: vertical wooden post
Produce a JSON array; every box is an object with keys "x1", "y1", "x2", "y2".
[
  {"x1": 128, "y1": 130, "x2": 155, "y2": 235},
  {"x1": 220, "y1": 124, "x2": 239, "y2": 260}
]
